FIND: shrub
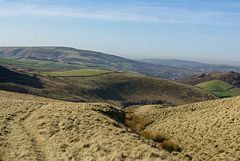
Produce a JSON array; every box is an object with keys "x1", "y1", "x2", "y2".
[
  {"x1": 161, "y1": 140, "x2": 181, "y2": 153},
  {"x1": 153, "y1": 131, "x2": 166, "y2": 143},
  {"x1": 140, "y1": 130, "x2": 166, "y2": 143},
  {"x1": 124, "y1": 111, "x2": 153, "y2": 131},
  {"x1": 140, "y1": 130, "x2": 153, "y2": 140}
]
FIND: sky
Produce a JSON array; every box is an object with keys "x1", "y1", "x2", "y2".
[{"x1": 0, "y1": 0, "x2": 239, "y2": 65}]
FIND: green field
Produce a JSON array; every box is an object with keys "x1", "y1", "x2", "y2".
[
  {"x1": 43, "y1": 69, "x2": 112, "y2": 77},
  {"x1": 195, "y1": 80, "x2": 240, "y2": 98}
]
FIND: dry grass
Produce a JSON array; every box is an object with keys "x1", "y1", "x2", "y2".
[
  {"x1": 124, "y1": 111, "x2": 181, "y2": 154},
  {"x1": 140, "y1": 130, "x2": 166, "y2": 143},
  {"x1": 124, "y1": 111, "x2": 153, "y2": 131},
  {"x1": 124, "y1": 111, "x2": 180, "y2": 153},
  {"x1": 0, "y1": 90, "x2": 178, "y2": 161},
  {"x1": 161, "y1": 140, "x2": 181, "y2": 153}
]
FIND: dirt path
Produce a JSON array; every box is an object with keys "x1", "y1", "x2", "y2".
[
  {"x1": 0, "y1": 102, "x2": 48, "y2": 161},
  {"x1": 0, "y1": 91, "x2": 179, "y2": 161}
]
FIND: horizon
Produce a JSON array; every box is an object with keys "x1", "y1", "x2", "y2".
[{"x1": 0, "y1": 0, "x2": 239, "y2": 66}]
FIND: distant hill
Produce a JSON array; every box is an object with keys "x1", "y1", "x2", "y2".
[
  {"x1": 1, "y1": 47, "x2": 240, "y2": 80},
  {"x1": 0, "y1": 47, "x2": 186, "y2": 80},
  {"x1": 140, "y1": 59, "x2": 240, "y2": 76},
  {"x1": 178, "y1": 71, "x2": 240, "y2": 88},
  {"x1": 195, "y1": 80, "x2": 240, "y2": 98},
  {"x1": 0, "y1": 66, "x2": 216, "y2": 107},
  {"x1": 141, "y1": 59, "x2": 206, "y2": 67}
]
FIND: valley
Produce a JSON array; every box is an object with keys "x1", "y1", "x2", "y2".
[
  {"x1": 0, "y1": 47, "x2": 239, "y2": 161},
  {"x1": 0, "y1": 65, "x2": 216, "y2": 107}
]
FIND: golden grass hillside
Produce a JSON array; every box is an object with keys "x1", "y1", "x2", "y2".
[
  {"x1": 140, "y1": 96, "x2": 240, "y2": 160},
  {"x1": 0, "y1": 90, "x2": 179, "y2": 161},
  {"x1": 36, "y1": 72, "x2": 217, "y2": 107},
  {"x1": 0, "y1": 65, "x2": 217, "y2": 107}
]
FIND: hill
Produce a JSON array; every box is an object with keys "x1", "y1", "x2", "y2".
[
  {"x1": 0, "y1": 47, "x2": 188, "y2": 80},
  {"x1": 140, "y1": 59, "x2": 240, "y2": 77},
  {"x1": 0, "y1": 65, "x2": 42, "y2": 93},
  {"x1": 0, "y1": 65, "x2": 216, "y2": 107},
  {"x1": 141, "y1": 59, "x2": 206, "y2": 67},
  {"x1": 0, "y1": 90, "x2": 179, "y2": 161},
  {"x1": 1, "y1": 47, "x2": 240, "y2": 81},
  {"x1": 195, "y1": 80, "x2": 240, "y2": 98},
  {"x1": 178, "y1": 71, "x2": 240, "y2": 88},
  {"x1": 136, "y1": 96, "x2": 240, "y2": 160}
]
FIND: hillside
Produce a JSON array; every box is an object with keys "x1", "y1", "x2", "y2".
[
  {"x1": 0, "y1": 47, "x2": 188, "y2": 80},
  {"x1": 0, "y1": 66, "x2": 217, "y2": 107},
  {"x1": 195, "y1": 80, "x2": 240, "y2": 98},
  {"x1": 140, "y1": 59, "x2": 240, "y2": 74},
  {"x1": 1, "y1": 47, "x2": 240, "y2": 81},
  {"x1": 178, "y1": 71, "x2": 240, "y2": 88},
  {"x1": 0, "y1": 90, "x2": 179, "y2": 161},
  {"x1": 141, "y1": 59, "x2": 206, "y2": 67},
  {"x1": 0, "y1": 65, "x2": 42, "y2": 93},
  {"x1": 136, "y1": 96, "x2": 240, "y2": 160}
]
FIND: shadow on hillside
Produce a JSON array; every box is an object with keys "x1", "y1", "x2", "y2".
[{"x1": 0, "y1": 65, "x2": 43, "y2": 88}]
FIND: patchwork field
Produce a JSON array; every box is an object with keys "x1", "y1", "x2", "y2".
[
  {"x1": 0, "y1": 57, "x2": 76, "y2": 70},
  {"x1": 0, "y1": 90, "x2": 178, "y2": 161},
  {"x1": 138, "y1": 96, "x2": 240, "y2": 160}
]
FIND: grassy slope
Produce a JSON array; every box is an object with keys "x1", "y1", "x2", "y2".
[
  {"x1": 0, "y1": 65, "x2": 217, "y2": 107},
  {"x1": 0, "y1": 57, "x2": 77, "y2": 70},
  {"x1": 0, "y1": 90, "x2": 177, "y2": 161},
  {"x1": 178, "y1": 72, "x2": 240, "y2": 88},
  {"x1": 143, "y1": 96, "x2": 240, "y2": 160},
  {"x1": 195, "y1": 80, "x2": 240, "y2": 98},
  {"x1": 0, "y1": 47, "x2": 144, "y2": 70},
  {"x1": 0, "y1": 47, "x2": 200, "y2": 80},
  {"x1": 196, "y1": 80, "x2": 232, "y2": 91},
  {"x1": 43, "y1": 69, "x2": 112, "y2": 77},
  {"x1": 34, "y1": 72, "x2": 217, "y2": 107},
  {"x1": 0, "y1": 65, "x2": 42, "y2": 88}
]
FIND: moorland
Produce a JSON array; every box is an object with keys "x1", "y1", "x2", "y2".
[{"x1": 0, "y1": 46, "x2": 240, "y2": 161}]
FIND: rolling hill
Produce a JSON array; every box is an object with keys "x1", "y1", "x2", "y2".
[
  {"x1": 140, "y1": 59, "x2": 240, "y2": 73},
  {"x1": 0, "y1": 65, "x2": 42, "y2": 93},
  {"x1": 140, "y1": 59, "x2": 206, "y2": 67},
  {"x1": 0, "y1": 90, "x2": 179, "y2": 161},
  {"x1": 138, "y1": 96, "x2": 240, "y2": 160},
  {"x1": 1, "y1": 88, "x2": 239, "y2": 160},
  {"x1": 195, "y1": 80, "x2": 240, "y2": 98},
  {"x1": 178, "y1": 71, "x2": 240, "y2": 88},
  {"x1": 0, "y1": 47, "x2": 187, "y2": 80},
  {"x1": 0, "y1": 65, "x2": 217, "y2": 107},
  {"x1": 1, "y1": 47, "x2": 240, "y2": 80}
]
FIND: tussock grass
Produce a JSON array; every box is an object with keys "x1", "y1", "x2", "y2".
[
  {"x1": 140, "y1": 130, "x2": 166, "y2": 143},
  {"x1": 124, "y1": 111, "x2": 181, "y2": 153},
  {"x1": 124, "y1": 111, "x2": 153, "y2": 131},
  {"x1": 161, "y1": 140, "x2": 181, "y2": 153}
]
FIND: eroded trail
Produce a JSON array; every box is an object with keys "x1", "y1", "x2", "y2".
[
  {"x1": 0, "y1": 102, "x2": 48, "y2": 161},
  {"x1": 0, "y1": 91, "x2": 178, "y2": 161}
]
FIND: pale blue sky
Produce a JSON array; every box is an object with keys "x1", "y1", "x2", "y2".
[{"x1": 0, "y1": 0, "x2": 239, "y2": 65}]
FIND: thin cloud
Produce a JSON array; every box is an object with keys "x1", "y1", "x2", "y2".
[{"x1": 0, "y1": 1, "x2": 239, "y2": 25}]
